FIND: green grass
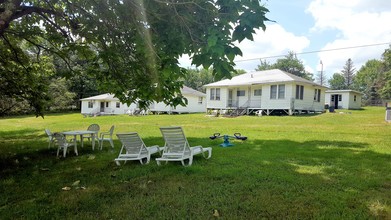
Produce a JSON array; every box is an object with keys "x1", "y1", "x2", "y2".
[{"x1": 0, "y1": 107, "x2": 390, "y2": 219}]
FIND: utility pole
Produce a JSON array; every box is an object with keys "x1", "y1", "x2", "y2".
[
  {"x1": 320, "y1": 60, "x2": 323, "y2": 86},
  {"x1": 316, "y1": 60, "x2": 326, "y2": 86}
]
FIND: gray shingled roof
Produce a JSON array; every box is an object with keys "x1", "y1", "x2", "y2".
[
  {"x1": 80, "y1": 86, "x2": 205, "y2": 101},
  {"x1": 204, "y1": 69, "x2": 325, "y2": 87}
]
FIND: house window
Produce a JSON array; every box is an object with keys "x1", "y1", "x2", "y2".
[
  {"x1": 210, "y1": 88, "x2": 215, "y2": 100},
  {"x1": 106, "y1": 102, "x2": 109, "y2": 107},
  {"x1": 254, "y1": 89, "x2": 262, "y2": 96},
  {"x1": 198, "y1": 97, "x2": 203, "y2": 104},
  {"x1": 116, "y1": 102, "x2": 120, "y2": 108},
  {"x1": 237, "y1": 90, "x2": 245, "y2": 96},
  {"x1": 270, "y1": 85, "x2": 277, "y2": 99},
  {"x1": 210, "y1": 88, "x2": 220, "y2": 101},
  {"x1": 314, "y1": 89, "x2": 321, "y2": 102},
  {"x1": 271, "y1": 85, "x2": 285, "y2": 99},
  {"x1": 278, "y1": 84, "x2": 285, "y2": 99},
  {"x1": 339, "y1": 95, "x2": 342, "y2": 101},
  {"x1": 354, "y1": 95, "x2": 357, "y2": 102},
  {"x1": 296, "y1": 85, "x2": 304, "y2": 100},
  {"x1": 88, "y1": 101, "x2": 93, "y2": 108}
]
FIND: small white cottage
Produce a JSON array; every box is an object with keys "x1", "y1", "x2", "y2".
[
  {"x1": 203, "y1": 69, "x2": 327, "y2": 115},
  {"x1": 80, "y1": 86, "x2": 206, "y2": 115},
  {"x1": 325, "y1": 90, "x2": 363, "y2": 110}
]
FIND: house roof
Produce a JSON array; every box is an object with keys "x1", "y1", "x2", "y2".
[
  {"x1": 80, "y1": 86, "x2": 205, "y2": 101},
  {"x1": 181, "y1": 86, "x2": 206, "y2": 97},
  {"x1": 204, "y1": 69, "x2": 325, "y2": 88},
  {"x1": 80, "y1": 93, "x2": 118, "y2": 101},
  {"x1": 325, "y1": 90, "x2": 364, "y2": 95}
]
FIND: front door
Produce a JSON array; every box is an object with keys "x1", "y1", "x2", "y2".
[
  {"x1": 331, "y1": 95, "x2": 339, "y2": 109},
  {"x1": 100, "y1": 102, "x2": 105, "y2": 112},
  {"x1": 228, "y1": 90, "x2": 233, "y2": 107}
]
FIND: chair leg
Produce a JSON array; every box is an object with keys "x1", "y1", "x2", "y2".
[
  {"x1": 99, "y1": 140, "x2": 103, "y2": 150},
  {"x1": 109, "y1": 139, "x2": 114, "y2": 148},
  {"x1": 63, "y1": 146, "x2": 67, "y2": 158},
  {"x1": 57, "y1": 147, "x2": 60, "y2": 157}
]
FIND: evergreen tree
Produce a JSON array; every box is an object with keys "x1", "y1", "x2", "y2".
[{"x1": 342, "y1": 58, "x2": 356, "y2": 88}]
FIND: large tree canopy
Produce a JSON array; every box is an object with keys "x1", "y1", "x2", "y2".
[{"x1": 0, "y1": 0, "x2": 270, "y2": 116}]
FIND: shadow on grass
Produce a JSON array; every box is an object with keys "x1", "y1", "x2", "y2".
[{"x1": 1, "y1": 136, "x2": 390, "y2": 219}]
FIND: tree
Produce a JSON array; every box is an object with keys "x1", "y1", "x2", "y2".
[
  {"x1": 255, "y1": 51, "x2": 313, "y2": 80},
  {"x1": 379, "y1": 46, "x2": 391, "y2": 99},
  {"x1": 0, "y1": 1, "x2": 270, "y2": 117},
  {"x1": 315, "y1": 61, "x2": 327, "y2": 86},
  {"x1": 342, "y1": 58, "x2": 356, "y2": 88},
  {"x1": 256, "y1": 59, "x2": 273, "y2": 71},
  {"x1": 47, "y1": 78, "x2": 76, "y2": 111},
  {"x1": 353, "y1": 59, "x2": 384, "y2": 104},
  {"x1": 183, "y1": 68, "x2": 214, "y2": 92},
  {"x1": 328, "y1": 73, "x2": 346, "y2": 90}
]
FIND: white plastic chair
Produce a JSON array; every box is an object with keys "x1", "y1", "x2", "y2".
[
  {"x1": 81, "y1": 123, "x2": 100, "y2": 147},
  {"x1": 98, "y1": 125, "x2": 115, "y2": 150},
  {"x1": 156, "y1": 126, "x2": 212, "y2": 166},
  {"x1": 53, "y1": 133, "x2": 77, "y2": 157},
  {"x1": 45, "y1": 129, "x2": 55, "y2": 149},
  {"x1": 114, "y1": 133, "x2": 163, "y2": 165}
]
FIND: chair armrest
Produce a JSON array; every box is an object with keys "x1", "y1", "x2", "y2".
[{"x1": 99, "y1": 132, "x2": 110, "y2": 138}]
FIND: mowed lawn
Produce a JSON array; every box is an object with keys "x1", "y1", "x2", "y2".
[{"x1": 0, "y1": 107, "x2": 390, "y2": 219}]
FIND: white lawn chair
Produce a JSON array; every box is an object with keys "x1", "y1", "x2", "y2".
[
  {"x1": 114, "y1": 133, "x2": 163, "y2": 165},
  {"x1": 53, "y1": 133, "x2": 77, "y2": 157},
  {"x1": 45, "y1": 128, "x2": 55, "y2": 149},
  {"x1": 156, "y1": 126, "x2": 212, "y2": 166},
  {"x1": 98, "y1": 125, "x2": 115, "y2": 150},
  {"x1": 81, "y1": 123, "x2": 100, "y2": 147}
]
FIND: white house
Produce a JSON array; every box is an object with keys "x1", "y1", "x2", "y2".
[
  {"x1": 80, "y1": 86, "x2": 206, "y2": 115},
  {"x1": 203, "y1": 69, "x2": 327, "y2": 116},
  {"x1": 325, "y1": 90, "x2": 363, "y2": 110}
]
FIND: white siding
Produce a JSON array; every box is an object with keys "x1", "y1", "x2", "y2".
[
  {"x1": 292, "y1": 84, "x2": 325, "y2": 112},
  {"x1": 325, "y1": 91, "x2": 362, "y2": 110},
  {"x1": 261, "y1": 83, "x2": 292, "y2": 109},
  {"x1": 172, "y1": 95, "x2": 205, "y2": 113},
  {"x1": 206, "y1": 87, "x2": 227, "y2": 109}
]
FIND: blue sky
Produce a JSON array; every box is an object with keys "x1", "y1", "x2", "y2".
[{"x1": 180, "y1": 0, "x2": 391, "y2": 82}]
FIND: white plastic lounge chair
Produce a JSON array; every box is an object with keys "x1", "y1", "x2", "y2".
[
  {"x1": 114, "y1": 133, "x2": 163, "y2": 165},
  {"x1": 98, "y1": 125, "x2": 115, "y2": 150},
  {"x1": 156, "y1": 126, "x2": 212, "y2": 166},
  {"x1": 53, "y1": 133, "x2": 77, "y2": 157},
  {"x1": 45, "y1": 128, "x2": 55, "y2": 149}
]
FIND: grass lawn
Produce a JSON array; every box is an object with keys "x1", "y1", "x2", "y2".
[{"x1": 0, "y1": 107, "x2": 390, "y2": 219}]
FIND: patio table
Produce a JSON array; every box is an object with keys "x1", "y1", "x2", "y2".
[{"x1": 61, "y1": 130, "x2": 98, "y2": 151}]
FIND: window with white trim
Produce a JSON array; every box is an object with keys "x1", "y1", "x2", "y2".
[
  {"x1": 237, "y1": 90, "x2": 245, "y2": 96},
  {"x1": 296, "y1": 85, "x2": 304, "y2": 100},
  {"x1": 198, "y1": 97, "x2": 203, "y2": 104},
  {"x1": 270, "y1": 85, "x2": 277, "y2": 99},
  {"x1": 88, "y1": 101, "x2": 93, "y2": 108},
  {"x1": 354, "y1": 95, "x2": 357, "y2": 102},
  {"x1": 314, "y1": 89, "x2": 321, "y2": 102},
  {"x1": 254, "y1": 89, "x2": 262, "y2": 96},
  {"x1": 116, "y1": 102, "x2": 120, "y2": 108},
  {"x1": 210, "y1": 88, "x2": 220, "y2": 101},
  {"x1": 278, "y1": 84, "x2": 285, "y2": 99}
]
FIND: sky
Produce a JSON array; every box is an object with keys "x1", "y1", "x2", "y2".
[{"x1": 179, "y1": 0, "x2": 391, "y2": 80}]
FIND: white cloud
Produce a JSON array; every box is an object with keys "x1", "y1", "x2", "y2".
[
  {"x1": 307, "y1": 0, "x2": 391, "y2": 75},
  {"x1": 234, "y1": 24, "x2": 310, "y2": 72}
]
